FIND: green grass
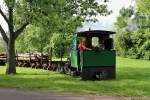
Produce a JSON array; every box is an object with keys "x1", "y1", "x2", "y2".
[{"x1": 0, "y1": 57, "x2": 150, "y2": 96}]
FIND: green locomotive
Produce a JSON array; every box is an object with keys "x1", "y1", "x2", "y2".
[{"x1": 70, "y1": 30, "x2": 116, "y2": 80}]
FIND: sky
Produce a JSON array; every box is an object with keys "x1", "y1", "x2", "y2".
[
  {"x1": 78, "y1": 0, "x2": 135, "y2": 31},
  {"x1": 0, "y1": 0, "x2": 135, "y2": 35},
  {"x1": 0, "y1": 0, "x2": 8, "y2": 32}
]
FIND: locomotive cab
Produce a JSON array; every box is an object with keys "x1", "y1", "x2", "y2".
[{"x1": 71, "y1": 30, "x2": 116, "y2": 80}]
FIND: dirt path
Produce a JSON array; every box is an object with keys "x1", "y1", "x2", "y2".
[{"x1": 0, "y1": 88, "x2": 146, "y2": 100}]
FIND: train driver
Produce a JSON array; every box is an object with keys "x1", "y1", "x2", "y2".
[{"x1": 78, "y1": 38, "x2": 92, "y2": 51}]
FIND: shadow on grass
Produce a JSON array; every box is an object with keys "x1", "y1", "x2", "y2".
[
  {"x1": 16, "y1": 72, "x2": 54, "y2": 76},
  {"x1": 1, "y1": 65, "x2": 150, "y2": 96},
  {"x1": 0, "y1": 74, "x2": 94, "y2": 93}
]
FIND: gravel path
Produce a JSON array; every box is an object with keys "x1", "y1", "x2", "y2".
[{"x1": 0, "y1": 88, "x2": 146, "y2": 100}]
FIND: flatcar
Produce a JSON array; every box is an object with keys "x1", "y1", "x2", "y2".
[{"x1": 70, "y1": 30, "x2": 116, "y2": 80}]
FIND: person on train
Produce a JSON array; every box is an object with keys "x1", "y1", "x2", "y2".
[{"x1": 78, "y1": 38, "x2": 92, "y2": 51}]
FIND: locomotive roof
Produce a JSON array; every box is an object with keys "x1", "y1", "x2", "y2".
[{"x1": 77, "y1": 30, "x2": 115, "y2": 37}]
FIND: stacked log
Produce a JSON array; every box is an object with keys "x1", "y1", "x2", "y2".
[
  {"x1": 0, "y1": 53, "x2": 7, "y2": 66},
  {"x1": 0, "y1": 52, "x2": 67, "y2": 73},
  {"x1": 16, "y1": 53, "x2": 49, "y2": 68}
]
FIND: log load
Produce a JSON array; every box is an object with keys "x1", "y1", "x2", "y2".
[
  {"x1": 0, "y1": 53, "x2": 7, "y2": 66},
  {"x1": 16, "y1": 53, "x2": 49, "y2": 68},
  {"x1": 0, "y1": 52, "x2": 67, "y2": 72}
]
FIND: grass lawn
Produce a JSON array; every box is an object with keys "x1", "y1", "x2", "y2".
[{"x1": 0, "y1": 57, "x2": 150, "y2": 96}]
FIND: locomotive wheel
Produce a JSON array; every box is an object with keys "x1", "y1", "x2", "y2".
[
  {"x1": 81, "y1": 67, "x2": 116, "y2": 80},
  {"x1": 72, "y1": 71, "x2": 81, "y2": 77}
]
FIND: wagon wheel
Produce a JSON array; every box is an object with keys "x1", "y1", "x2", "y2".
[
  {"x1": 2, "y1": 61, "x2": 6, "y2": 66},
  {"x1": 26, "y1": 62, "x2": 30, "y2": 67},
  {"x1": 56, "y1": 63, "x2": 61, "y2": 72},
  {"x1": 30, "y1": 62, "x2": 36, "y2": 68},
  {"x1": 42, "y1": 63, "x2": 48, "y2": 70},
  {"x1": 15, "y1": 61, "x2": 18, "y2": 66},
  {"x1": 47, "y1": 62, "x2": 53, "y2": 70},
  {"x1": 35, "y1": 62, "x2": 41, "y2": 69},
  {"x1": 61, "y1": 64, "x2": 71, "y2": 75},
  {"x1": 22, "y1": 61, "x2": 27, "y2": 67},
  {"x1": 0, "y1": 61, "x2": 6, "y2": 66},
  {"x1": 18, "y1": 61, "x2": 23, "y2": 67},
  {"x1": 52, "y1": 63, "x2": 58, "y2": 71}
]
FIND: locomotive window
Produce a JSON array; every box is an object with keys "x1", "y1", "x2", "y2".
[
  {"x1": 109, "y1": 34, "x2": 113, "y2": 38},
  {"x1": 92, "y1": 37, "x2": 99, "y2": 47}
]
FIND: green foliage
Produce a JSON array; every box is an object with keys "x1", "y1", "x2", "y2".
[
  {"x1": 16, "y1": 25, "x2": 50, "y2": 53},
  {"x1": 137, "y1": 0, "x2": 150, "y2": 15},
  {"x1": 0, "y1": 37, "x2": 6, "y2": 52},
  {"x1": 48, "y1": 33, "x2": 71, "y2": 57},
  {"x1": 119, "y1": 6, "x2": 134, "y2": 18},
  {"x1": 115, "y1": 2, "x2": 150, "y2": 60},
  {"x1": 16, "y1": 0, "x2": 110, "y2": 54},
  {"x1": 115, "y1": 32, "x2": 132, "y2": 56},
  {"x1": 1, "y1": 57, "x2": 150, "y2": 96}
]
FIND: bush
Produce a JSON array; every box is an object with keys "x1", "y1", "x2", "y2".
[{"x1": 115, "y1": 29, "x2": 150, "y2": 60}]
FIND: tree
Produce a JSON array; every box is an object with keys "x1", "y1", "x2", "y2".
[
  {"x1": 115, "y1": 1, "x2": 150, "y2": 60},
  {"x1": 0, "y1": 37, "x2": 6, "y2": 52},
  {"x1": 0, "y1": 0, "x2": 110, "y2": 74},
  {"x1": 137, "y1": 0, "x2": 150, "y2": 15},
  {"x1": 16, "y1": 15, "x2": 83, "y2": 54},
  {"x1": 16, "y1": 25, "x2": 51, "y2": 53},
  {"x1": 16, "y1": 0, "x2": 111, "y2": 54},
  {"x1": 114, "y1": 6, "x2": 135, "y2": 55},
  {"x1": 0, "y1": 0, "x2": 30, "y2": 74},
  {"x1": 48, "y1": 32, "x2": 72, "y2": 58}
]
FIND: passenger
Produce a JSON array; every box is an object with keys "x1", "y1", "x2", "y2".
[
  {"x1": 98, "y1": 38, "x2": 104, "y2": 50},
  {"x1": 99, "y1": 44, "x2": 104, "y2": 50},
  {"x1": 78, "y1": 38, "x2": 92, "y2": 51}
]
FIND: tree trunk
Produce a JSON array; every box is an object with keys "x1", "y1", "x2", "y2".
[{"x1": 6, "y1": 37, "x2": 16, "y2": 74}]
